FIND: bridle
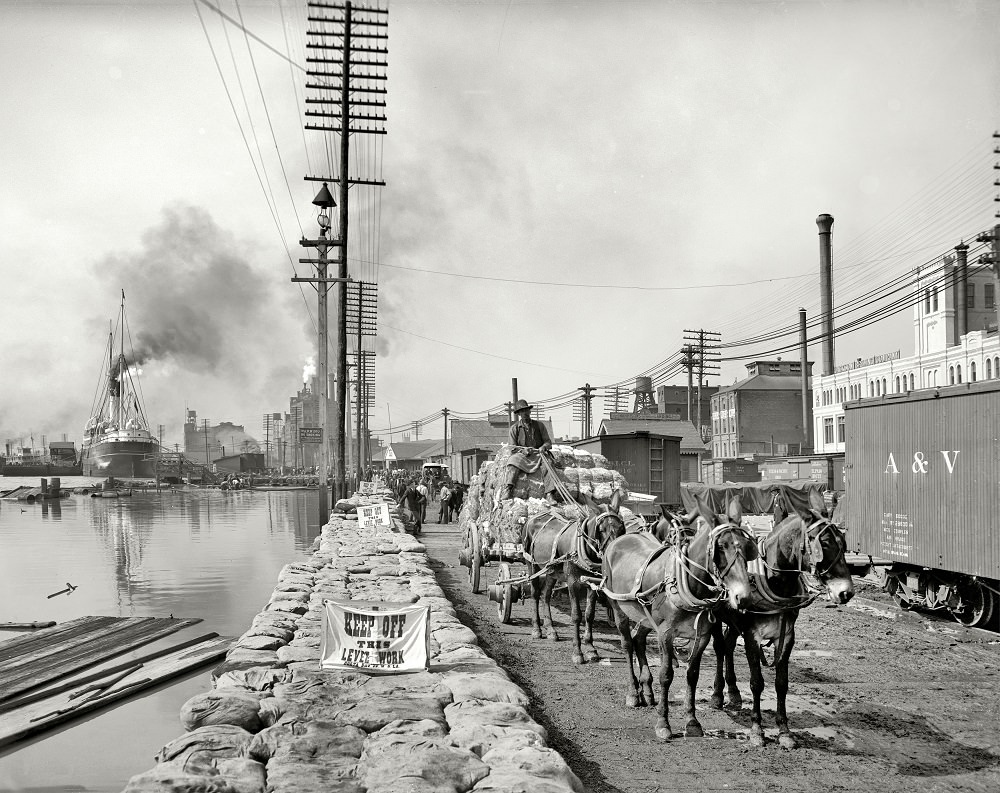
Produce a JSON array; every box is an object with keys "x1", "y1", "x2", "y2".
[
  {"x1": 578, "y1": 510, "x2": 626, "y2": 562},
  {"x1": 804, "y1": 519, "x2": 847, "y2": 578}
]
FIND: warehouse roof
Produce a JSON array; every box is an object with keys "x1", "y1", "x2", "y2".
[
  {"x1": 715, "y1": 374, "x2": 812, "y2": 393},
  {"x1": 598, "y1": 419, "x2": 709, "y2": 453},
  {"x1": 379, "y1": 440, "x2": 441, "y2": 462}
]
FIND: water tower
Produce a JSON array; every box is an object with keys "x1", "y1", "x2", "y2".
[{"x1": 632, "y1": 376, "x2": 657, "y2": 413}]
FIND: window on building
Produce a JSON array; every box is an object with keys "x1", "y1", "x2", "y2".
[
  {"x1": 971, "y1": 361, "x2": 977, "y2": 382},
  {"x1": 949, "y1": 366, "x2": 955, "y2": 385},
  {"x1": 769, "y1": 364, "x2": 780, "y2": 372},
  {"x1": 837, "y1": 415, "x2": 845, "y2": 443},
  {"x1": 823, "y1": 417, "x2": 834, "y2": 444},
  {"x1": 932, "y1": 287, "x2": 938, "y2": 312},
  {"x1": 910, "y1": 373, "x2": 915, "y2": 390},
  {"x1": 925, "y1": 289, "x2": 931, "y2": 313},
  {"x1": 968, "y1": 283, "x2": 975, "y2": 309},
  {"x1": 987, "y1": 283, "x2": 995, "y2": 310},
  {"x1": 957, "y1": 364, "x2": 962, "y2": 384},
  {"x1": 882, "y1": 378, "x2": 887, "y2": 394},
  {"x1": 895, "y1": 376, "x2": 900, "y2": 393},
  {"x1": 988, "y1": 359, "x2": 993, "y2": 379}
]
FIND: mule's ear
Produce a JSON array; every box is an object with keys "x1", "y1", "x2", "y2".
[
  {"x1": 726, "y1": 497, "x2": 743, "y2": 525},
  {"x1": 695, "y1": 496, "x2": 717, "y2": 527},
  {"x1": 609, "y1": 489, "x2": 622, "y2": 514},
  {"x1": 745, "y1": 533, "x2": 760, "y2": 561},
  {"x1": 809, "y1": 489, "x2": 827, "y2": 516}
]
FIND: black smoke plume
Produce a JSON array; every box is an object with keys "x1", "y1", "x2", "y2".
[{"x1": 94, "y1": 203, "x2": 285, "y2": 376}]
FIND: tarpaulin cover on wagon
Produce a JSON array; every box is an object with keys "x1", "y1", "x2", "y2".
[{"x1": 680, "y1": 480, "x2": 827, "y2": 517}]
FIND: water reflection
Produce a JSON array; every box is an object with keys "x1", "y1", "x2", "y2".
[{"x1": 0, "y1": 478, "x2": 324, "y2": 792}]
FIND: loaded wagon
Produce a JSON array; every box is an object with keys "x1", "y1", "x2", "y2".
[
  {"x1": 457, "y1": 443, "x2": 639, "y2": 623},
  {"x1": 843, "y1": 380, "x2": 1000, "y2": 627}
]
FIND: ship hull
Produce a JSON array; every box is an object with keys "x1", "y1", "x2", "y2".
[{"x1": 81, "y1": 439, "x2": 157, "y2": 479}]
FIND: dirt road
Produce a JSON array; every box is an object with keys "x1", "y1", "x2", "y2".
[{"x1": 418, "y1": 520, "x2": 1000, "y2": 793}]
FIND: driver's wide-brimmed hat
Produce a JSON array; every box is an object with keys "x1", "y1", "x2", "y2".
[{"x1": 512, "y1": 399, "x2": 533, "y2": 413}]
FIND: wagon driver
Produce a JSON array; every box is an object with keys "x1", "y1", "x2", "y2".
[{"x1": 502, "y1": 399, "x2": 559, "y2": 505}]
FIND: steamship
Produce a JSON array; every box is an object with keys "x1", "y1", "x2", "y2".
[{"x1": 81, "y1": 295, "x2": 158, "y2": 478}]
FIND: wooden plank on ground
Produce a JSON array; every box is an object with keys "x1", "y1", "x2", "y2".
[
  {"x1": 0, "y1": 621, "x2": 58, "y2": 631},
  {"x1": 0, "y1": 616, "x2": 201, "y2": 701},
  {"x1": 0, "y1": 635, "x2": 232, "y2": 749}
]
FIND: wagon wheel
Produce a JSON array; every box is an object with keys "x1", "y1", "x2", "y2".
[
  {"x1": 496, "y1": 562, "x2": 514, "y2": 624},
  {"x1": 468, "y1": 523, "x2": 483, "y2": 594},
  {"x1": 949, "y1": 580, "x2": 996, "y2": 628}
]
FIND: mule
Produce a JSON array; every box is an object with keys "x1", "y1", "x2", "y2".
[
  {"x1": 521, "y1": 492, "x2": 627, "y2": 665},
  {"x1": 601, "y1": 498, "x2": 757, "y2": 741},
  {"x1": 710, "y1": 490, "x2": 855, "y2": 749}
]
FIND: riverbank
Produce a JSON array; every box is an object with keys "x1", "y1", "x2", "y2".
[{"x1": 123, "y1": 510, "x2": 584, "y2": 792}]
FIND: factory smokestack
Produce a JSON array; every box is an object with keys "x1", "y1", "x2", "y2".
[
  {"x1": 955, "y1": 241, "x2": 969, "y2": 340},
  {"x1": 817, "y1": 214, "x2": 835, "y2": 376}
]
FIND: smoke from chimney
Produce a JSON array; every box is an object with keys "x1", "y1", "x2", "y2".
[{"x1": 95, "y1": 204, "x2": 291, "y2": 376}]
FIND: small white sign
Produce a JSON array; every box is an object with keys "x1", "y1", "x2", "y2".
[
  {"x1": 358, "y1": 503, "x2": 391, "y2": 528},
  {"x1": 321, "y1": 600, "x2": 430, "y2": 674},
  {"x1": 358, "y1": 480, "x2": 376, "y2": 495}
]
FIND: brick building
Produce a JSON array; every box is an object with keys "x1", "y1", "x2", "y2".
[
  {"x1": 711, "y1": 360, "x2": 812, "y2": 459},
  {"x1": 654, "y1": 384, "x2": 718, "y2": 423}
]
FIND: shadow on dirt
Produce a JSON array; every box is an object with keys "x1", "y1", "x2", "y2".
[{"x1": 836, "y1": 703, "x2": 1000, "y2": 776}]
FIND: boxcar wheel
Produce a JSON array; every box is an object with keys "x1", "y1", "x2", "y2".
[
  {"x1": 469, "y1": 523, "x2": 483, "y2": 594},
  {"x1": 886, "y1": 575, "x2": 910, "y2": 610},
  {"x1": 950, "y1": 581, "x2": 995, "y2": 628},
  {"x1": 870, "y1": 566, "x2": 890, "y2": 591}
]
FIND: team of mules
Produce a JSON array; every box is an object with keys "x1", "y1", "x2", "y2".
[{"x1": 508, "y1": 487, "x2": 854, "y2": 745}]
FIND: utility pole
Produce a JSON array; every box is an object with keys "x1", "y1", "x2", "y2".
[
  {"x1": 680, "y1": 344, "x2": 696, "y2": 422},
  {"x1": 799, "y1": 308, "x2": 810, "y2": 454},
  {"x1": 355, "y1": 287, "x2": 363, "y2": 480},
  {"x1": 578, "y1": 383, "x2": 595, "y2": 439},
  {"x1": 442, "y1": 408, "x2": 450, "y2": 456},
  {"x1": 296, "y1": 183, "x2": 336, "y2": 525},
  {"x1": 683, "y1": 329, "x2": 721, "y2": 439},
  {"x1": 302, "y1": 0, "x2": 388, "y2": 503},
  {"x1": 202, "y1": 419, "x2": 210, "y2": 468}
]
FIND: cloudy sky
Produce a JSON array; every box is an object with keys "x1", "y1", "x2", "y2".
[{"x1": 1, "y1": 0, "x2": 998, "y2": 450}]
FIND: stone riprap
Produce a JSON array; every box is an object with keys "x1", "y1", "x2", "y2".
[{"x1": 122, "y1": 512, "x2": 585, "y2": 793}]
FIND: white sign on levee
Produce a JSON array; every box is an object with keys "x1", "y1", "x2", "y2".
[
  {"x1": 358, "y1": 503, "x2": 391, "y2": 528},
  {"x1": 358, "y1": 480, "x2": 377, "y2": 495},
  {"x1": 320, "y1": 600, "x2": 430, "y2": 674}
]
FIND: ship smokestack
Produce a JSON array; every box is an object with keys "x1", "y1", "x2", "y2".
[
  {"x1": 817, "y1": 214, "x2": 835, "y2": 376},
  {"x1": 955, "y1": 241, "x2": 969, "y2": 340}
]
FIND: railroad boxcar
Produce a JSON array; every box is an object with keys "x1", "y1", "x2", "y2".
[
  {"x1": 571, "y1": 430, "x2": 682, "y2": 508},
  {"x1": 843, "y1": 380, "x2": 1000, "y2": 627}
]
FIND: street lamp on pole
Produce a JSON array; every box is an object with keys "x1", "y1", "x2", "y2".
[{"x1": 312, "y1": 182, "x2": 335, "y2": 527}]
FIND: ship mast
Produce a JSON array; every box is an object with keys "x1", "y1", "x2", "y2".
[{"x1": 119, "y1": 291, "x2": 125, "y2": 427}]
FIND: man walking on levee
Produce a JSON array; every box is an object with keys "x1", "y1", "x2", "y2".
[{"x1": 503, "y1": 399, "x2": 559, "y2": 505}]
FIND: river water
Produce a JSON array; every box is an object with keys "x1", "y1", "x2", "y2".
[{"x1": 0, "y1": 476, "x2": 323, "y2": 793}]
